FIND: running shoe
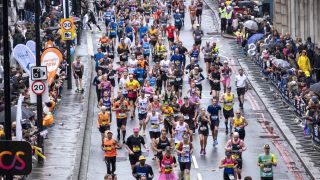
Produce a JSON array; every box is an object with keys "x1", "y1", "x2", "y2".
[{"x1": 214, "y1": 139, "x2": 218, "y2": 145}]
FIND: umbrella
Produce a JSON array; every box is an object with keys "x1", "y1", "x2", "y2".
[
  {"x1": 247, "y1": 33, "x2": 264, "y2": 45},
  {"x1": 243, "y1": 20, "x2": 259, "y2": 31},
  {"x1": 0, "y1": 106, "x2": 35, "y2": 123},
  {"x1": 309, "y1": 82, "x2": 320, "y2": 96},
  {"x1": 271, "y1": 59, "x2": 291, "y2": 69}
]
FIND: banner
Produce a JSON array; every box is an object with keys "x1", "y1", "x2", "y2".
[
  {"x1": 41, "y1": 48, "x2": 63, "y2": 85},
  {"x1": 12, "y1": 44, "x2": 36, "y2": 75},
  {"x1": 26, "y1": 40, "x2": 36, "y2": 56},
  {"x1": 16, "y1": 94, "x2": 24, "y2": 141},
  {"x1": 313, "y1": 122, "x2": 320, "y2": 146}
]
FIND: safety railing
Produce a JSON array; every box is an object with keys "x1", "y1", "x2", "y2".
[{"x1": 253, "y1": 54, "x2": 307, "y2": 117}]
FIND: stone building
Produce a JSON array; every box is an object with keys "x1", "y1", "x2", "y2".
[{"x1": 273, "y1": 0, "x2": 320, "y2": 45}]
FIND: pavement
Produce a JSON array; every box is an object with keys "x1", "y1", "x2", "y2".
[{"x1": 27, "y1": 32, "x2": 93, "y2": 180}]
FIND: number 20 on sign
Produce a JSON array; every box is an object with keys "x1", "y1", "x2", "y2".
[{"x1": 31, "y1": 81, "x2": 46, "y2": 95}]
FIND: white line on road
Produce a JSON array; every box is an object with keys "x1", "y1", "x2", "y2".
[
  {"x1": 197, "y1": 173, "x2": 203, "y2": 180},
  {"x1": 192, "y1": 155, "x2": 199, "y2": 169}
]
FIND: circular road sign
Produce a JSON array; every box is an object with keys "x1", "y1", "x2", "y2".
[
  {"x1": 31, "y1": 81, "x2": 46, "y2": 95},
  {"x1": 62, "y1": 20, "x2": 73, "y2": 30}
]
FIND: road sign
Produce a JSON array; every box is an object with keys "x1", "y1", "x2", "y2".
[
  {"x1": 31, "y1": 81, "x2": 46, "y2": 95},
  {"x1": 60, "y1": 18, "x2": 76, "y2": 40},
  {"x1": 31, "y1": 66, "x2": 47, "y2": 81}
]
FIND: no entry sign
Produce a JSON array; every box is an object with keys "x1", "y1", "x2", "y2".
[{"x1": 31, "y1": 81, "x2": 46, "y2": 95}]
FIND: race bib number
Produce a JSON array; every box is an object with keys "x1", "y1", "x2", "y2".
[
  {"x1": 105, "y1": 146, "x2": 112, "y2": 151},
  {"x1": 181, "y1": 154, "x2": 190, "y2": 162},
  {"x1": 184, "y1": 115, "x2": 189, "y2": 120},
  {"x1": 133, "y1": 146, "x2": 141, "y2": 152},
  {"x1": 200, "y1": 126, "x2": 207, "y2": 131},
  {"x1": 151, "y1": 124, "x2": 159, "y2": 129},
  {"x1": 109, "y1": 76, "x2": 114, "y2": 79},
  {"x1": 119, "y1": 113, "x2": 126, "y2": 117},
  {"x1": 211, "y1": 115, "x2": 218, "y2": 120},
  {"x1": 122, "y1": 55, "x2": 127, "y2": 58},
  {"x1": 138, "y1": 77, "x2": 144, "y2": 81},
  {"x1": 176, "y1": 77, "x2": 181, "y2": 81}
]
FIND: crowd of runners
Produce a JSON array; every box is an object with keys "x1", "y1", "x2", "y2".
[{"x1": 77, "y1": 0, "x2": 279, "y2": 179}]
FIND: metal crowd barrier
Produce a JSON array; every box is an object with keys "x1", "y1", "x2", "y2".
[{"x1": 252, "y1": 54, "x2": 306, "y2": 117}]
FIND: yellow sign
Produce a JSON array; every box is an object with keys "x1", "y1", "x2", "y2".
[{"x1": 60, "y1": 18, "x2": 76, "y2": 40}]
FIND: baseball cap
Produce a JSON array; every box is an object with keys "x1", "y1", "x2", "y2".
[
  {"x1": 264, "y1": 144, "x2": 270, "y2": 149},
  {"x1": 223, "y1": 60, "x2": 228, "y2": 64},
  {"x1": 139, "y1": 155, "x2": 146, "y2": 161},
  {"x1": 106, "y1": 130, "x2": 113, "y2": 134},
  {"x1": 133, "y1": 127, "x2": 139, "y2": 133}
]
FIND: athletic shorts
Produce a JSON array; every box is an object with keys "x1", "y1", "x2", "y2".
[
  {"x1": 223, "y1": 109, "x2": 234, "y2": 119},
  {"x1": 74, "y1": 71, "x2": 83, "y2": 79},
  {"x1": 179, "y1": 162, "x2": 191, "y2": 171},
  {"x1": 138, "y1": 113, "x2": 147, "y2": 120},
  {"x1": 168, "y1": 37, "x2": 174, "y2": 42},
  {"x1": 175, "y1": 25, "x2": 182, "y2": 31},
  {"x1": 129, "y1": 153, "x2": 141, "y2": 165},
  {"x1": 128, "y1": 96, "x2": 137, "y2": 102},
  {"x1": 236, "y1": 87, "x2": 246, "y2": 96},
  {"x1": 210, "y1": 120, "x2": 220, "y2": 130},
  {"x1": 204, "y1": 58, "x2": 212, "y2": 63},
  {"x1": 195, "y1": 40, "x2": 201, "y2": 46},
  {"x1": 149, "y1": 131, "x2": 161, "y2": 139},
  {"x1": 99, "y1": 125, "x2": 110, "y2": 133},
  {"x1": 236, "y1": 158, "x2": 242, "y2": 169},
  {"x1": 116, "y1": 118, "x2": 127, "y2": 128}
]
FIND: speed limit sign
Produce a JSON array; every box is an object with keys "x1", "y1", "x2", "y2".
[
  {"x1": 62, "y1": 19, "x2": 73, "y2": 31},
  {"x1": 31, "y1": 81, "x2": 46, "y2": 95}
]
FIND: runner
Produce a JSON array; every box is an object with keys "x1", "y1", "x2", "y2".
[
  {"x1": 219, "y1": 149, "x2": 238, "y2": 180},
  {"x1": 232, "y1": 110, "x2": 248, "y2": 140},
  {"x1": 258, "y1": 144, "x2": 277, "y2": 180},
  {"x1": 188, "y1": 1, "x2": 196, "y2": 28},
  {"x1": 195, "y1": 0, "x2": 203, "y2": 24},
  {"x1": 207, "y1": 98, "x2": 222, "y2": 146},
  {"x1": 221, "y1": 86, "x2": 234, "y2": 135},
  {"x1": 132, "y1": 156, "x2": 154, "y2": 180},
  {"x1": 136, "y1": 91, "x2": 149, "y2": 135},
  {"x1": 198, "y1": 107, "x2": 210, "y2": 155},
  {"x1": 225, "y1": 132, "x2": 247, "y2": 180},
  {"x1": 173, "y1": 114, "x2": 189, "y2": 145},
  {"x1": 72, "y1": 57, "x2": 84, "y2": 93},
  {"x1": 126, "y1": 74, "x2": 140, "y2": 120},
  {"x1": 126, "y1": 128, "x2": 149, "y2": 169},
  {"x1": 180, "y1": 96, "x2": 196, "y2": 141},
  {"x1": 173, "y1": 9, "x2": 182, "y2": 38},
  {"x1": 175, "y1": 133, "x2": 193, "y2": 180},
  {"x1": 192, "y1": 24, "x2": 203, "y2": 47},
  {"x1": 221, "y1": 60, "x2": 232, "y2": 93},
  {"x1": 98, "y1": 106, "x2": 111, "y2": 147},
  {"x1": 161, "y1": 102, "x2": 174, "y2": 135},
  {"x1": 158, "y1": 146, "x2": 178, "y2": 180},
  {"x1": 103, "y1": 130, "x2": 120, "y2": 177},
  {"x1": 87, "y1": 10, "x2": 102, "y2": 32},
  {"x1": 112, "y1": 96, "x2": 130, "y2": 143},
  {"x1": 153, "y1": 128, "x2": 173, "y2": 166},
  {"x1": 235, "y1": 68, "x2": 248, "y2": 109},
  {"x1": 208, "y1": 65, "x2": 221, "y2": 99}
]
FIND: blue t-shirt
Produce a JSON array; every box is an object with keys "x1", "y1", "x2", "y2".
[
  {"x1": 138, "y1": 26, "x2": 148, "y2": 39},
  {"x1": 207, "y1": 105, "x2": 221, "y2": 117},
  {"x1": 94, "y1": 52, "x2": 104, "y2": 67},
  {"x1": 126, "y1": 26, "x2": 134, "y2": 37},
  {"x1": 174, "y1": 13, "x2": 182, "y2": 26},
  {"x1": 134, "y1": 68, "x2": 145, "y2": 83}
]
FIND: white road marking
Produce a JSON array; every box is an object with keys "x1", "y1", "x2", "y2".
[
  {"x1": 192, "y1": 155, "x2": 199, "y2": 169},
  {"x1": 197, "y1": 173, "x2": 203, "y2": 180},
  {"x1": 87, "y1": 32, "x2": 94, "y2": 56}
]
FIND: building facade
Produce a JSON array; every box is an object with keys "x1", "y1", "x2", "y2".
[{"x1": 273, "y1": 0, "x2": 320, "y2": 45}]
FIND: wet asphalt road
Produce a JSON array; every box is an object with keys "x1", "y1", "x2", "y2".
[{"x1": 84, "y1": 2, "x2": 310, "y2": 180}]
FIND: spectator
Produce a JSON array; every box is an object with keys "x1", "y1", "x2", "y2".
[
  {"x1": 12, "y1": 28, "x2": 26, "y2": 48},
  {"x1": 312, "y1": 45, "x2": 320, "y2": 82},
  {"x1": 298, "y1": 50, "x2": 311, "y2": 74}
]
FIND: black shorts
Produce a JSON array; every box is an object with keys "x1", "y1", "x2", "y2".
[
  {"x1": 129, "y1": 153, "x2": 141, "y2": 165},
  {"x1": 196, "y1": 10, "x2": 202, "y2": 16},
  {"x1": 210, "y1": 120, "x2": 220, "y2": 130},
  {"x1": 210, "y1": 82, "x2": 221, "y2": 91},
  {"x1": 261, "y1": 177, "x2": 273, "y2": 180},
  {"x1": 116, "y1": 118, "x2": 127, "y2": 128},
  {"x1": 185, "y1": 120, "x2": 195, "y2": 131},
  {"x1": 235, "y1": 128, "x2": 245, "y2": 140},
  {"x1": 223, "y1": 109, "x2": 234, "y2": 119},
  {"x1": 204, "y1": 58, "x2": 212, "y2": 63},
  {"x1": 198, "y1": 125, "x2": 209, "y2": 136},
  {"x1": 109, "y1": 34, "x2": 116, "y2": 39},
  {"x1": 149, "y1": 131, "x2": 161, "y2": 139},
  {"x1": 236, "y1": 158, "x2": 242, "y2": 169},
  {"x1": 168, "y1": 37, "x2": 174, "y2": 42},
  {"x1": 195, "y1": 40, "x2": 201, "y2": 46},
  {"x1": 128, "y1": 96, "x2": 137, "y2": 102},
  {"x1": 179, "y1": 162, "x2": 191, "y2": 171},
  {"x1": 237, "y1": 87, "x2": 246, "y2": 96},
  {"x1": 175, "y1": 25, "x2": 182, "y2": 31},
  {"x1": 99, "y1": 125, "x2": 110, "y2": 133},
  {"x1": 138, "y1": 113, "x2": 147, "y2": 120},
  {"x1": 74, "y1": 71, "x2": 83, "y2": 79}
]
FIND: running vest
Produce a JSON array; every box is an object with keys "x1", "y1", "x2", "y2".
[
  {"x1": 223, "y1": 157, "x2": 236, "y2": 174},
  {"x1": 73, "y1": 62, "x2": 82, "y2": 72},
  {"x1": 138, "y1": 97, "x2": 148, "y2": 114},
  {"x1": 203, "y1": 46, "x2": 212, "y2": 59},
  {"x1": 103, "y1": 138, "x2": 117, "y2": 157},
  {"x1": 223, "y1": 93, "x2": 234, "y2": 111},
  {"x1": 99, "y1": 112, "x2": 110, "y2": 125},
  {"x1": 191, "y1": 49, "x2": 199, "y2": 60},
  {"x1": 161, "y1": 155, "x2": 174, "y2": 174},
  {"x1": 150, "y1": 113, "x2": 160, "y2": 132},
  {"x1": 157, "y1": 137, "x2": 170, "y2": 150},
  {"x1": 102, "y1": 98, "x2": 112, "y2": 110},
  {"x1": 142, "y1": 40, "x2": 150, "y2": 55},
  {"x1": 105, "y1": 12, "x2": 112, "y2": 22},
  {"x1": 174, "y1": 123, "x2": 187, "y2": 143},
  {"x1": 231, "y1": 139, "x2": 242, "y2": 159},
  {"x1": 178, "y1": 143, "x2": 191, "y2": 162}
]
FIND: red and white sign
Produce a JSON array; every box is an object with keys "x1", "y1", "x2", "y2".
[
  {"x1": 31, "y1": 81, "x2": 46, "y2": 95},
  {"x1": 61, "y1": 19, "x2": 73, "y2": 31}
]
